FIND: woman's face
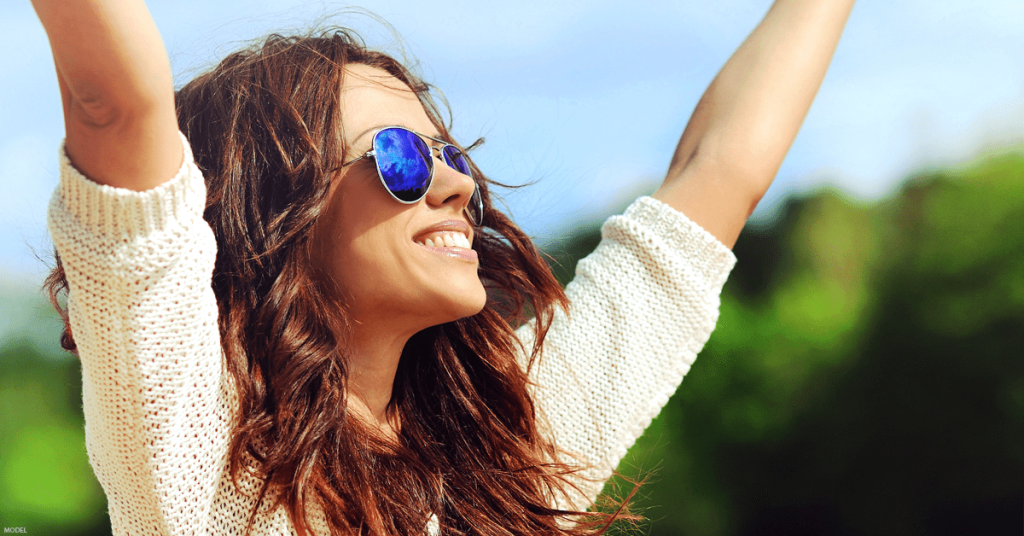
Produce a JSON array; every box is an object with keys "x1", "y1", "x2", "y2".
[{"x1": 311, "y1": 64, "x2": 486, "y2": 336}]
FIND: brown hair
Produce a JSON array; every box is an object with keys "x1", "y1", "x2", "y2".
[{"x1": 48, "y1": 29, "x2": 634, "y2": 535}]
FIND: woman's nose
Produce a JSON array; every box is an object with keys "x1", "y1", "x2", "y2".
[{"x1": 425, "y1": 156, "x2": 476, "y2": 215}]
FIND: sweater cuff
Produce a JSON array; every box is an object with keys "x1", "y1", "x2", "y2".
[
  {"x1": 55, "y1": 132, "x2": 207, "y2": 239},
  {"x1": 616, "y1": 196, "x2": 737, "y2": 288}
]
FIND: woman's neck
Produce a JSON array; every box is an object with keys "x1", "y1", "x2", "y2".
[{"x1": 345, "y1": 322, "x2": 413, "y2": 438}]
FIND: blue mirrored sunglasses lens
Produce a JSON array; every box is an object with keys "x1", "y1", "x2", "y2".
[
  {"x1": 373, "y1": 128, "x2": 432, "y2": 202},
  {"x1": 441, "y1": 145, "x2": 472, "y2": 176}
]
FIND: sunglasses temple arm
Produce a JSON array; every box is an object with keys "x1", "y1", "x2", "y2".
[{"x1": 341, "y1": 150, "x2": 375, "y2": 168}]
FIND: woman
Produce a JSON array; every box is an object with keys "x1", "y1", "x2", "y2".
[{"x1": 34, "y1": 0, "x2": 855, "y2": 534}]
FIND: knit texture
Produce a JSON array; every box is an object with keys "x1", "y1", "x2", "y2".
[
  {"x1": 524, "y1": 196, "x2": 736, "y2": 510},
  {"x1": 48, "y1": 134, "x2": 736, "y2": 534}
]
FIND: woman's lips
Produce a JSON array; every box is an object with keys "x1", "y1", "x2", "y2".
[
  {"x1": 413, "y1": 223, "x2": 477, "y2": 261},
  {"x1": 415, "y1": 241, "x2": 478, "y2": 261},
  {"x1": 412, "y1": 220, "x2": 472, "y2": 246}
]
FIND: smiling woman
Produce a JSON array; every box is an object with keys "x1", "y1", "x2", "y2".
[{"x1": 32, "y1": 0, "x2": 853, "y2": 534}]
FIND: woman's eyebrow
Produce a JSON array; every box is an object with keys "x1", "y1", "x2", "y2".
[{"x1": 350, "y1": 126, "x2": 384, "y2": 148}]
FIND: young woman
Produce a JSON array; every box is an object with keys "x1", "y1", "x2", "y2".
[{"x1": 34, "y1": 0, "x2": 854, "y2": 534}]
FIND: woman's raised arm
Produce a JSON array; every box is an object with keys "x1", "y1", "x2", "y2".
[
  {"x1": 654, "y1": 0, "x2": 856, "y2": 248},
  {"x1": 32, "y1": 0, "x2": 181, "y2": 190}
]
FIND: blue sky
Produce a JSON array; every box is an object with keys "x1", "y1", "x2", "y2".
[{"x1": 1, "y1": 0, "x2": 1021, "y2": 282}]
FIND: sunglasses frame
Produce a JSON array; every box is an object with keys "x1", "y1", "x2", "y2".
[{"x1": 342, "y1": 126, "x2": 484, "y2": 225}]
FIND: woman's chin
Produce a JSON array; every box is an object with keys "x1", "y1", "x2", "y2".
[
  {"x1": 418, "y1": 280, "x2": 487, "y2": 327},
  {"x1": 439, "y1": 284, "x2": 488, "y2": 323}
]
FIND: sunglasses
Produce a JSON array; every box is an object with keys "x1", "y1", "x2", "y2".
[{"x1": 342, "y1": 126, "x2": 484, "y2": 226}]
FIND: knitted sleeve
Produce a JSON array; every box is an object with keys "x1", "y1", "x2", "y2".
[
  {"x1": 519, "y1": 196, "x2": 737, "y2": 508},
  {"x1": 47, "y1": 134, "x2": 233, "y2": 534}
]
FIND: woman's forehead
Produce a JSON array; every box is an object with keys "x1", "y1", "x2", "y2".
[{"x1": 340, "y1": 64, "x2": 437, "y2": 145}]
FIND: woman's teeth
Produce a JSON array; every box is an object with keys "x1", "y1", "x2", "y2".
[{"x1": 417, "y1": 232, "x2": 471, "y2": 249}]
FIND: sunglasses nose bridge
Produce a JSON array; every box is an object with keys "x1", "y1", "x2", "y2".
[{"x1": 428, "y1": 145, "x2": 456, "y2": 169}]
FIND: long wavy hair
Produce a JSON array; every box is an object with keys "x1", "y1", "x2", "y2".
[{"x1": 47, "y1": 29, "x2": 634, "y2": 535}]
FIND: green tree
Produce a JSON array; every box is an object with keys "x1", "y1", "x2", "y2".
[{"x1": 572, "y1": 151, "x2": 1024, "y2": 536}]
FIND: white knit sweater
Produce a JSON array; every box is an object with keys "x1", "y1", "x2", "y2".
[{"x1": 48, "y1": 135, "x2": 736, "y2": 535}]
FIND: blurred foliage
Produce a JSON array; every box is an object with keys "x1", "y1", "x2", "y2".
[
  {"x1": 2, "y1": 150, "x2": 1022, "y2": 534},
  {"x1": 0, "y1": 293, "x2": 111, "y2": 534},
  {"x1": 579, "y1": 150, "x2": 1023, "y2": 536}
]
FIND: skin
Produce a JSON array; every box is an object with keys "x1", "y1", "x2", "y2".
[
  {"x1": 309, "y1": 65, "x2": 486, "y2": 430},
  {"x1": 32, "y1": 0, "x2": 181, "y2": 191},
  {"x1": 655, "y1": 0, "x2": 857, "y2": 248}
]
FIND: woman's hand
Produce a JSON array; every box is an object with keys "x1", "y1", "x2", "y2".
[
  {"x1": 654, "y1": 0, "x2": 856, "y2": 248},
  {"x1": 31, "y1": 0, "x2": 181, "y2": 190}
]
